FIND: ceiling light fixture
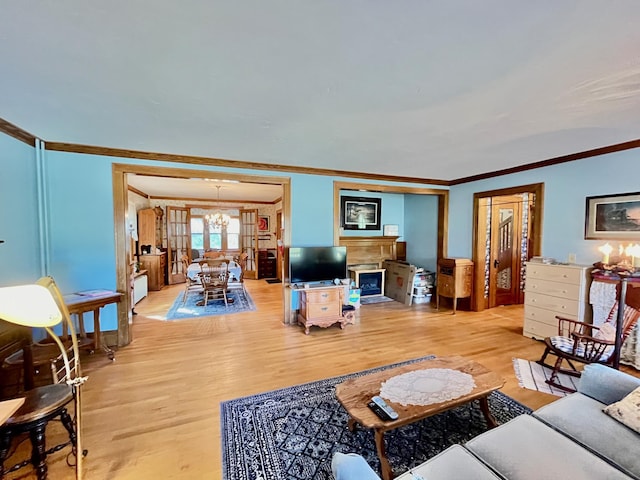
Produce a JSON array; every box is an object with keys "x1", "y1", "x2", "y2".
[{"x1": 205, "y1": 185, "x2": 231, "y2": 229}]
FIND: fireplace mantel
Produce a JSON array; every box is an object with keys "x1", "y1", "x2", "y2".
[{"x1": 339, "y1": 236, "x2": 399, "y2": 269}]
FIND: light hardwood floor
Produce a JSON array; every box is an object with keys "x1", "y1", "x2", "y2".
[{"x1": 8, "y1": 280, "x2": 639, "y2": 479}]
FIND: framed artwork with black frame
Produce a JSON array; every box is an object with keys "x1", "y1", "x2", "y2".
[
  {"x1": 585, "y1": 191, "x2": 640, "y2": 240},
  {"x1": 341, "y1": 195, "x2": 381, "y2": 230}
]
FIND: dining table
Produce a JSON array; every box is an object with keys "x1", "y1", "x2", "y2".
[{"x1": 187, "y1": 259, "x2": 242, "y2": 282}]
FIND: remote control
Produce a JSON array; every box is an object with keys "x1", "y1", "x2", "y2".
[{"x1": 368, "y1": 396, "x2": 399, "y2": 421}]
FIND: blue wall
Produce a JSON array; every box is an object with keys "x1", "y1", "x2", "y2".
[
  {"x1": 6, "y1": 127, "x2": 637, "y2": 331},
  {"x1": 404, "y1": 194, "x2": 438, "y2": 272},
  {"x1": 12, "y1": 144, "x2": 443, "y2": 330},
  {"x1": 447, "y1": 148, "x2": 640, "y2": 265},
  {"x1": 0, "y1": 134, "x2": 40, "y2": 285}
]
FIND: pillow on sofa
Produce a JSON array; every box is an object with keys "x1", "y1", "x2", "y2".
[{"x1": 603, "y1": 386, "x2": 640, "y2": 433}]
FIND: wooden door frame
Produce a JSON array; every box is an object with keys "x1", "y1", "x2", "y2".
[
  {"x1": 113, "y1": 163, "x2": 291, "y2": 346},
  {"x1": 472, "y1": 183, "x2": 544, "y2": 312},
  {"x1": 332, "y1": 181, "x2": 449, "y2": 262},
  {"x1": 276, "y1": 210, "x2": 283, "y2": 280},
  {"x1": 488, "y1": 195, "x2": 523, "y2": 308}
]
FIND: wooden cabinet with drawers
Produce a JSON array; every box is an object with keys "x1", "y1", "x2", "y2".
[
  {"x1": 258, "y1": 249, "x2": 277, "y2": 279},
  {"x1": 523, "y1": 262, "x2": 593, "y2": 340},
  {"x1": 297, "y1": 285, "x2": 345, "y2": 335},
  {"x1": 138, "y1": 253, "x2": 167, "y2": 291},
  {"x1": 137, "y1": 207, "x2": 163, "y2": 252},
  {"x1": 436, "y1": 258, "x2": 474, "y2": 314}
]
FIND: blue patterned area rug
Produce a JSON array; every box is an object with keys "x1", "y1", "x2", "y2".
[
  {"x1": 165, "y1": 288, "x2": 256, "y2": 320},
  {"x1": 221, "y1": 356, "x2": 531, "y2": 480}
]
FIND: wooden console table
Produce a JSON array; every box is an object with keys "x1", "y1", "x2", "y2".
[
  {"x1": 63, "y1": 290, "x2": 123, "y2": 360},
  {"x1": 295, "y1": 285, "x2": 345, "y2": 335}
]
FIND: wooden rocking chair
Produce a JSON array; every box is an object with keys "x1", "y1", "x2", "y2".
[{"x1": 537, "y1": 300, "x2": 640, "y2": 392}]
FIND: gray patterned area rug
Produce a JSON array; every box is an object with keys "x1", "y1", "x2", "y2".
[{"x1": 221, "y1": 356, "x2": 531, "y2": 480}]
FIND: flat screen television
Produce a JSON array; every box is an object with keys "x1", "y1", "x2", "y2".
[{"x1": 289, "y1": 246, "x2": 347, "y2": 284}]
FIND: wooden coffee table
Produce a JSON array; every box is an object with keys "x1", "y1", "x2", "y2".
[{"x1": 335, "y1": 356, "x2": 505, "y2": 480}]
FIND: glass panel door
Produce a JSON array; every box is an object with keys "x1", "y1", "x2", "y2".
[
  {"x1": 240, "y1": 209, "x2": 258, "y2": 279},
  {"x1": 167, "y1": 206, "x2": 190, "y2": 284}
]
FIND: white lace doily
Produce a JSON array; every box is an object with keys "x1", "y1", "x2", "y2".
[{"x1": 379, "y1": 368, "x2": 476, "y2": 406}]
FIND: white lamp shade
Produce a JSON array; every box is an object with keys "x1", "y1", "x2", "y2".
[{"x1": 0, "y1": 284, "x2": 63, "y2": 327}]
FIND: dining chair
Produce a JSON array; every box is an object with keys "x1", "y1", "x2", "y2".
[
  {"x1": 181, "y1": 255, "x2": 203, "y2": 304},
  {"x1": 199, "y1": 260, "x2": 231, "y2": 306},
  {"x1": 228, "y1": 253, "x2": 248, "y2": 293}
]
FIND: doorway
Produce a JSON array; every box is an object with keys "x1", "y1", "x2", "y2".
[
  {"x1": 112, "y1": 164, "x2": 291, "y2": 347},
  {"x1": 472, "y1": 183, "x2": 544, "y2": 312}
]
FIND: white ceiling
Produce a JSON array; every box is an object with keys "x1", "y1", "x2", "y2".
[
  {"x1": 127, "y1": 174, "x2": 282, "y2": 203},
  {"x1": 1, "y1": 2, "x2": 640, "y2": 183}
]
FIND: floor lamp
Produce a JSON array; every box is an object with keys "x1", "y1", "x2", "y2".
[{"x1": 0, "y1": 279, "x2": 86, "y2": 480}]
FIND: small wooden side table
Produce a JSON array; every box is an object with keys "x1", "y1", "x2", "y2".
[
  {"x1": 63, "y1": 290, "x2": 123, "y2": 360},
  {"x1": 436, "y1": 258, "x2": 474, "y2": 314}
]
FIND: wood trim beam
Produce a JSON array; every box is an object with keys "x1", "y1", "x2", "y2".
[
  {"x1": 184, "y1": 201, "x2": 273, "y2": 209},
  {"x1": 0, "y1": 118, "x2": 37, "y2": 146},
  {"x1": 46, "y1": 141, "x2": 448, "y2": 186},
  {"x1": 2, "y1": 116, "x2": 637, "y2": 187},
  {"x1": 451, "y1": 139, "x2": 640, "y2": 185},
  {"x1": 127, "y1": 185, "x2": 148, "y2": 198}
]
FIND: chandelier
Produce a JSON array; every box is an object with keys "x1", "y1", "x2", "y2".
[{"x1": 205, "y1": 185, "x2": 231, "y2": 228}]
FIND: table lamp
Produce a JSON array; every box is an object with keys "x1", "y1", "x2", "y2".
[{"x1": 0, "y1": 279, "x2": 86, "y2": 480}]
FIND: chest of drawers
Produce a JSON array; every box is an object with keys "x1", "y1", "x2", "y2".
[
  {"x1": 138, "y1": 253, "x2": 167, "y2": 291},
  {"x1": 297, "y1": 286, "x2": 345, "y2": 335},
  {"x1": 258, "y1": 250, "x2": 277, "y2": 279},
  {"x1": 523, "y1": 262, "x2": 593, "y2": 340}
]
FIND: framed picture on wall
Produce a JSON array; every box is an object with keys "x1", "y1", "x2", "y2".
[
  {"x1": 341, "y1": 196, "x2": 381, "y2": 230},
  {"x1": 258, "y1": 215, "x2": 270, "y2": 232},
  {"x1": 585, "y1": 191, "x2": 640, "y2": 240}
]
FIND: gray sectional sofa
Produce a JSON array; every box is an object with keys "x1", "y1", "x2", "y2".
[{"x1": 332, "y1": 363, "x2": 640, "y2": 480}]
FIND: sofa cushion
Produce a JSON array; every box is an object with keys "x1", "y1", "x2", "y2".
[
  {"x1": 603, "y1": 386, "x2": 640, "y2": 434},
  {"x1": 578, "y1": 364, "x2": 640, "y2": 405},
  {"x1": 466, "y1": 415, "x2": 633, "y2": 480},
  {"x1": 394, "y1": 445, "x2": 502, "y2": 480},
  {"x1": 534, "y1": 393, "x2": 640, "y2": 479}
]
